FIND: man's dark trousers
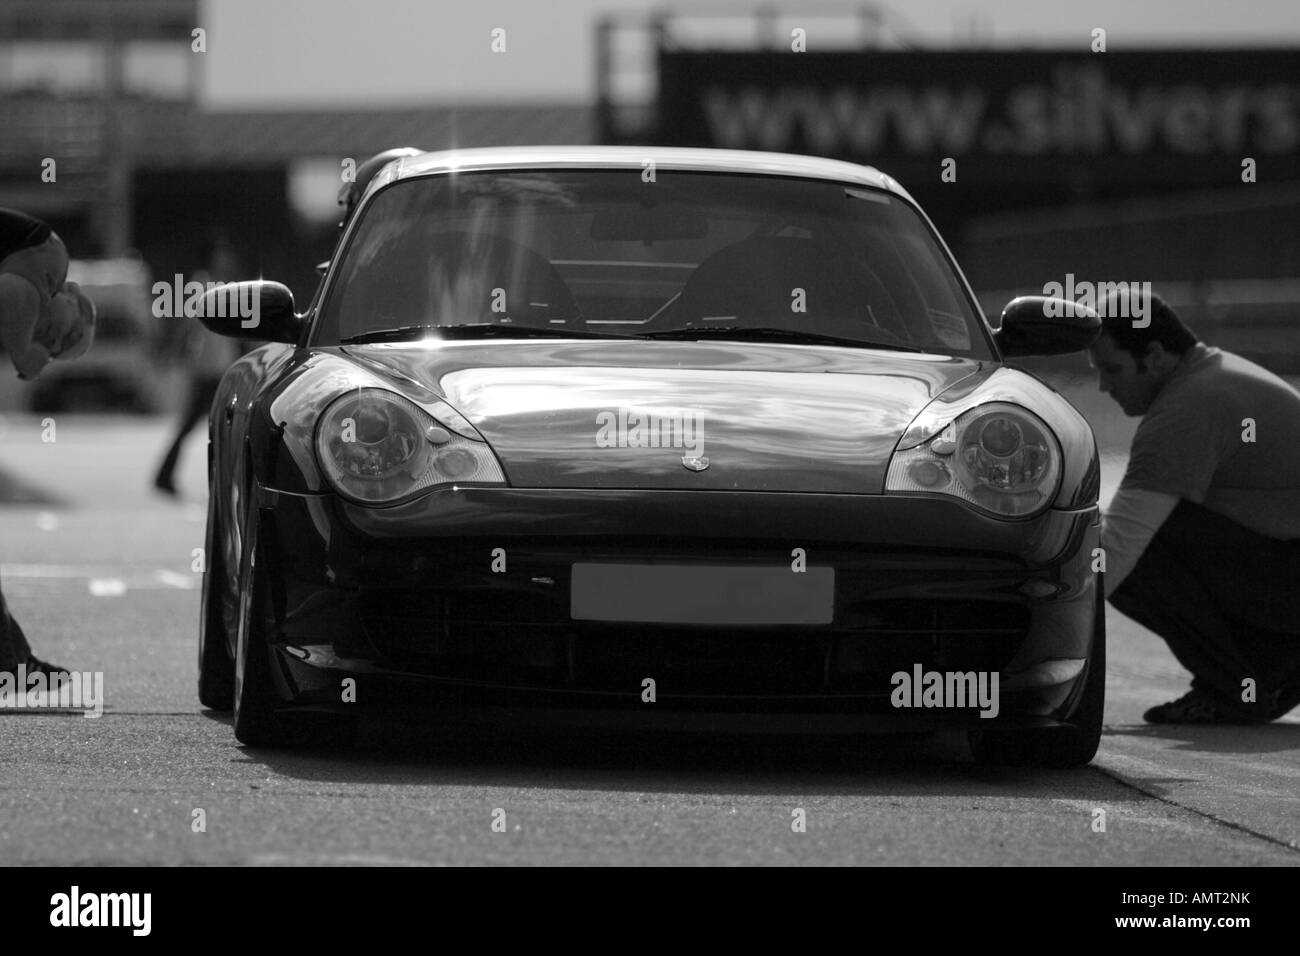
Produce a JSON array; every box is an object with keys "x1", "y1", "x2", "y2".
[
  {"x1": 1109, "y1": 500, "x2": 1300, "y2": 719},
  {"x1": 0, "y1": 576, "x2": 32, "y2": 672}
]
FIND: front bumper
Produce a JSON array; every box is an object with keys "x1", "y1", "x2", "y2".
[{"x1": 253, "y1": 484, "x2": 1101, "y2": 732}]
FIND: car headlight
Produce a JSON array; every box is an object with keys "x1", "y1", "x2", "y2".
[
  {"x1": 886, "y1": 402, "x2": 1061, "y2": 518},
  {"x1": 315, "y1": 388, "x2": 505, "y2": 504}
]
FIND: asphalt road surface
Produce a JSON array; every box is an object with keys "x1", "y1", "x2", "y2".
[{"x1": 1, "y1": 413, "x2": 1297, "y2": 866}]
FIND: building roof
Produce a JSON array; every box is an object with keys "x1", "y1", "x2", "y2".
[
  {"x1": 0, "y1": 96, "x2": 594, "y2": 169},
  {"x1": 193, "y1": 104, "x2": 595, "y2": 163}
]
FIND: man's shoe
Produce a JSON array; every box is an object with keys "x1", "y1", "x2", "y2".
[
  {"x1": 1263, "y1": 682, "x2": 1300, "y2": 721},
  {"x1": 154, "y1": 474, "x2": 178, "y2": 497},
  {"x1": 1143, "y1": 688, "x2": 1262, "y2": 724}
]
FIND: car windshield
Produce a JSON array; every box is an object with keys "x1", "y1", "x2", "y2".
[{"x1": 315, "y1": 170, "x2": 991, "y2": 357}]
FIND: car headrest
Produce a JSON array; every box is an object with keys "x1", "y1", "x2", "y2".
[
  {"x1": 420, "y1": 232, "x2": 580, "y2": 322},
  {"x1": 346, "y1": 230, "x2": 580, "y2": 328}
]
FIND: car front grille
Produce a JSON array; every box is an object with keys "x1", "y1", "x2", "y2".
[{"x1": 357, "y1": 588, "x2": 1030, "y2": 700}]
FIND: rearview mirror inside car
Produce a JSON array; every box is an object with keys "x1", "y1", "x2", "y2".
[{"x1": 590, "y1": 204, "x2": 708, "y2": 242}]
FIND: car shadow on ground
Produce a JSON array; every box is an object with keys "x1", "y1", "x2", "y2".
[
  {"x1": 1104, "y1": 722, "x2": 1300, "y2": 755},
  {"x1": 202, "y1": 710, "x2": 1144, "y2": 802}
]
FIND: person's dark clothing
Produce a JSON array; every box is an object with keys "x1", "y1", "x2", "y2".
[
  {"x1": 1110, "y1": 500, "x2": 1300, "y2": 720},
  {"x1": 0, "y1": 584, "x2": 33, "y2": 673},
  {"x1": 154, "y1": 374, "x2": 222, "y2": 492},
  {"x1": 0, "y1": 209, "x2": 54, "y2": 674}
]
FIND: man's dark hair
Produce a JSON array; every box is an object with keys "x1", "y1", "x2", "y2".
[{"x1": 1099, "y1": 290, "x2": 1197, "y2": 368}]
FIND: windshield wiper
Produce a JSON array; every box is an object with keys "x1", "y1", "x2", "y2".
[
  {"x1": 339, "y1": 324, "x2": 438, "y2": 344},
  {"x1": 637, "y1": 326, "x2": 923, "y2": 351},
  {"x1": 340, "y1": 323, "x2": 638, "y2": 344}
]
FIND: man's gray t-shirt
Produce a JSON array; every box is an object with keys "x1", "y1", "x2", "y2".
[{"x1": 1121, "y1": 343, "x2": 1300, "y2": 539}]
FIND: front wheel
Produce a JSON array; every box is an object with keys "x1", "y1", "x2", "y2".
[
  {"x1": 232, "y1": 508, "x2": 358, "y2": 749},
  {"x1": 231, "y1": 509, "x2": 296, "y2": 746},
  {"x1": 968, "y1": 588, "x2": 1106, "y2": 768},
  {"x1": 197, "y1": 495, "x2": 235, "y2": 710}
]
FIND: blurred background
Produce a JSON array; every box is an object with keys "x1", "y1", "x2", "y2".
[
  {"x1": 3, "y1": 4, "x2": 1297, "y2": 867},
  {"x1": 0, "y1": 0, "x2": 1296, "y2": 424}
]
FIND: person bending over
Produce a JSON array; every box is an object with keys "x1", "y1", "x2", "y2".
[
  {"x1": 0, "y1": 208, "x2": 95, "y2": 679},
  {"x1": 1091, "y1": 291, "x2": 1300, "y2": 723}
]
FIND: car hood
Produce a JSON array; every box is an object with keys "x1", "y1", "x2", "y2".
[{"x1": 339, "y1": 339, "x2": 983, "y2": 493}]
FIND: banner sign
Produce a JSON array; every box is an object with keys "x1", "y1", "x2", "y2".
[{"x1": 656, "y1": 49, "x2": 1300, "y2": 188}]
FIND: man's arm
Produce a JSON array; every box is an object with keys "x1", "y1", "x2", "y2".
[
  {"x1": 1100, "y1": 486, "x2": 1181, "y2": 597},
  {"x1": 1101, "y1": 368, "x2": 1242, "y2": 596},
  {"x1": 11, "y1": 341, "x2": 51, "y2": 379},
  {"x1": 0, "y1": 273, "x2": 51, "y2": 378}
]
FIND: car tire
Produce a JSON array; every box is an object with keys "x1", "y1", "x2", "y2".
[
  {"x1": 968, "y1": 586, "x2": 1106, "y2": 768},
  {"x1": 231, "y1": 506, "x2": 295, "y2": 746},
  {"x1": 197, "y1": 497, "x2": 235, "y2": 710},
  {"x1": 232, "y1": 507, "x2": 358, "y2": 749}
]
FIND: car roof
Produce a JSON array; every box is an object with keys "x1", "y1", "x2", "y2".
[{"x1": 371, "y1": 145, "x2": 913, "y2": 202}]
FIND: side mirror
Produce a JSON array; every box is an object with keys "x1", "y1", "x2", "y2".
[
  {"x1": 994, "y1": 295, "x2": 1101, "y2": 358},
  {"x1": 196, "y1": 280, "x2": 303, "y2": 344}
]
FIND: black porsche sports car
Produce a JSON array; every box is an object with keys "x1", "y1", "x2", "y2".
[{"x1": 196, "y1": 146, "x2": 1104, "y2": 765}]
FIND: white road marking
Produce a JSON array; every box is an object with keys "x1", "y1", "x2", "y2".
[
  {"x1": 247, "y1": 853, "x2": 441, "y2": 867},
  {"x1": 1, "y1": 564, "x2": 200, "y2": 592},
  {"x1": 1, "y1": 564, "x2": 126, "y2": 577},
  {"x1": 152, "y1": 569, "x2": 197, "y2": 590}
]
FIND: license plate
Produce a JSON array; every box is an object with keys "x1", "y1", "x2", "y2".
[{"x1": 570, "y1": 563, "x2": 835, "y2": 625}]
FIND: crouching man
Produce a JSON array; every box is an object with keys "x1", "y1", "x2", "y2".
[{"x1": 1091, "y1": 291, "x2": 1300, "y2": 723}]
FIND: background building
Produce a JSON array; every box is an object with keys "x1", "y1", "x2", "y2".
[
  {"x1": 601, "y1": 6, "x2": 1300, "y2": 370},
  {"x1": 0, "y1": 0, "x2": 590, "y2": 303},
  {"x1": 1, "y1": 0, "x2": 1296, "y2": 413}
]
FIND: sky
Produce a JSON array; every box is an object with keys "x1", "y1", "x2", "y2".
[{"x1": 200, "y1": 0, "x2": 1300, "y2": 108}]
